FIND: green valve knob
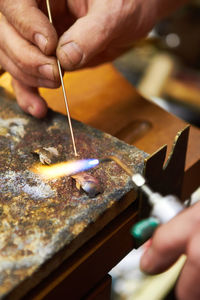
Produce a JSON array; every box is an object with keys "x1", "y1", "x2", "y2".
[{"x1": 131, "y1": 217, "x2": 160, "y2": 244}]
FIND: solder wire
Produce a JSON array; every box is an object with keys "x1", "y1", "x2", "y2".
[{"x1": 46, "y1": 0, "x2": 78, "y2": 157}]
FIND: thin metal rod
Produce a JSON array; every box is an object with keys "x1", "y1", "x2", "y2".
[
  {"x1": 46, "y1": 0, "x2": 52, "y2": 23},
  {"x1": 57, "y1": 60, "x2": 78, "y2": 156},
  {"x1": 46, "y1": 0, "x2": 78, "y2": 157}
]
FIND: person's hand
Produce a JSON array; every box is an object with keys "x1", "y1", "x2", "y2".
[
  {"x1": 0, "y1": 0, "x2": 61, "y2": 118},
  {"x1": 0, "y1": 0, "x2": 158, "y2": 118},
  {"x1": 0, "y1": 0, "x2": 187, "y2": 118},
  {"x1": 140, "y1": 201, "x2": 200, "y2": 300}
]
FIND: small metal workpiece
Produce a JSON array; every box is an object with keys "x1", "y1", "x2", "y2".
[
  {"x1": 72, "y1": 173, "x2": 103, "y2": 198},
  {"x1": 46, "y1": 0, "x2": 78, "y2": 157}
]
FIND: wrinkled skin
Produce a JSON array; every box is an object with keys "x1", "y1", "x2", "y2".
[
  {"x1": 141, "y1": 201, "x2": 200, "y2": 300},
  {"x1": 0, "y1": 0, "x2": 186, "y2": 118}
]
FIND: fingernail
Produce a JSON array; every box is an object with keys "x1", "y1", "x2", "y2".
[
  {"x1": 34, "y1": 33, "x2": 47, "y2": 53},
  {"x1": 27, "y1": 105, "x2": 34, "y2": 115},
  {"x1": 37, "y1": 78, "x2": 60, "y2": 88},
  {"x1": 38, "y1": 64, "x2": 54, "y2": 81},
  {"x1": 140, "y1": 248, "x2": 154, "y2": 272},
  {"x1": 144, "y1": 239, "x2": 152, "y2": 250},
  {"x1": 61, "y1": 42, "x2": 83, "y2": 67}
]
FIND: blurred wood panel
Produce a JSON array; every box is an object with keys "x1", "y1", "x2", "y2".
[{"x1": 164, "y1": 78, "x2": 200, "y2": 110}]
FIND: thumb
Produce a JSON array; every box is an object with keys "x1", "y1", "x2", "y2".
[
  {"x1": 57, "y1": 13, "x2": 111, "y2": 71},
  {"x1": 0, "y1": 0, "x2": 57, "y2": 55},
  {"x1": 140, "y1": 203, "x2": 200, "y2": 274}
]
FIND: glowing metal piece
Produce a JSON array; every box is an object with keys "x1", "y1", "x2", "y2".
[
  {"x1": 72, "y1": 173, "x2": 103, "y2": 198},
  {"x1": 32, "y1": 159, "x2": 100, "y2": 179}
]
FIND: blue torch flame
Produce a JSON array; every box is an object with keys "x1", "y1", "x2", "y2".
[{"x1": 33, "y1": 158, "x2": 101, "y2": 179}]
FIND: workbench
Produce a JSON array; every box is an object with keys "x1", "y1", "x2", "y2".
[{"x1": 0, "y1": 64, "x2": 200, "y2": 299}]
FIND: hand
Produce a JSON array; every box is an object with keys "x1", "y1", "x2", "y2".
[
  {"x1": 0, "y1": 0, "x2": 158, "y2": 118},
  {"x1": 0, "y1": 0, "x2": 187, "y2": 118},
  {"x1": 140, "y1": 201, "x2": 200, "y2": 300},
  {"x1": 0, "y1": 0, "x2": 61, "y2": 118}
]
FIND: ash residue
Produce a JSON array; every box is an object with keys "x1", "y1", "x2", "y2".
[
  {"x1": 0, "y1": 171, "x2": 55, "y2": 200},
  {"x1": 0, "y1": 117, "x2": 28, "y2": 140}
]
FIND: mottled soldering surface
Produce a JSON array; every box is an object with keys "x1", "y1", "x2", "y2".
[{"x1": 0, "y1": 89, "x2": 147, "y2": 299}]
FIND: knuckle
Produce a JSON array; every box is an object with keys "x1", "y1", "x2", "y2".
[
  {"x1": 13, "y1": 69, "x2": 37, "y2": 88},
  {"x1": 12, "y1": 67, "x2": 24, "y2": 82},
  {"x1": 91, "y1": 18, "x2": 109, "y2": 45},
  {"x1": 9, "y1": 4, "x2": 34, "y2": 36},
  {"x1": 14, "y1": 47, "x2": 39, "y2": 73},
  {"x1": 15, "y1": 56, "x2": 28, "y2": 71},
  {"x1": 16, "y1": 18, "x2": 29, "y2": 35},
  {"x1": 5, "y1": 6, "x2": 25, "y2": 31}
]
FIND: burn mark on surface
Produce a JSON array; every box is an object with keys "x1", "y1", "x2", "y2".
[{"x1": 0, "y1": 171, "x2": 55, "y2": 200}]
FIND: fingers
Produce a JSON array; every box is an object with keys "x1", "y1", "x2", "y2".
[
  {"x1": 0, "y1": 48, "x2": 60, "y2": 89},
  {"x1": 0, "y1": 16, "x2": 59, "y2": 82},
  {"x1": 140, "y1": 226, "x2": 185, "y2": 274},
  {"x1": 140, "y1": 203, "x2": 200, "y2": 274},
  {"x1": 0, "y1": 0, "x2": 57, "y2": 55},
  {"x1": 176, "y1": 230, "x2": 200, "y2": 300},
  {"x1": 57, "y1": 0, "x2": 150, "y2": 71},
  {"x1": 57, "y1": 11, "x2": 113, "y2": 71},
  {"x1": 0, "y1": 1, "x2": 60, "y2": 119},
  {"x1": 12, "y1": 79, "x2": 48, "y2": 118},
  {"x1": 0, "y1": 47, "x2": 59, "y2": 118}
]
